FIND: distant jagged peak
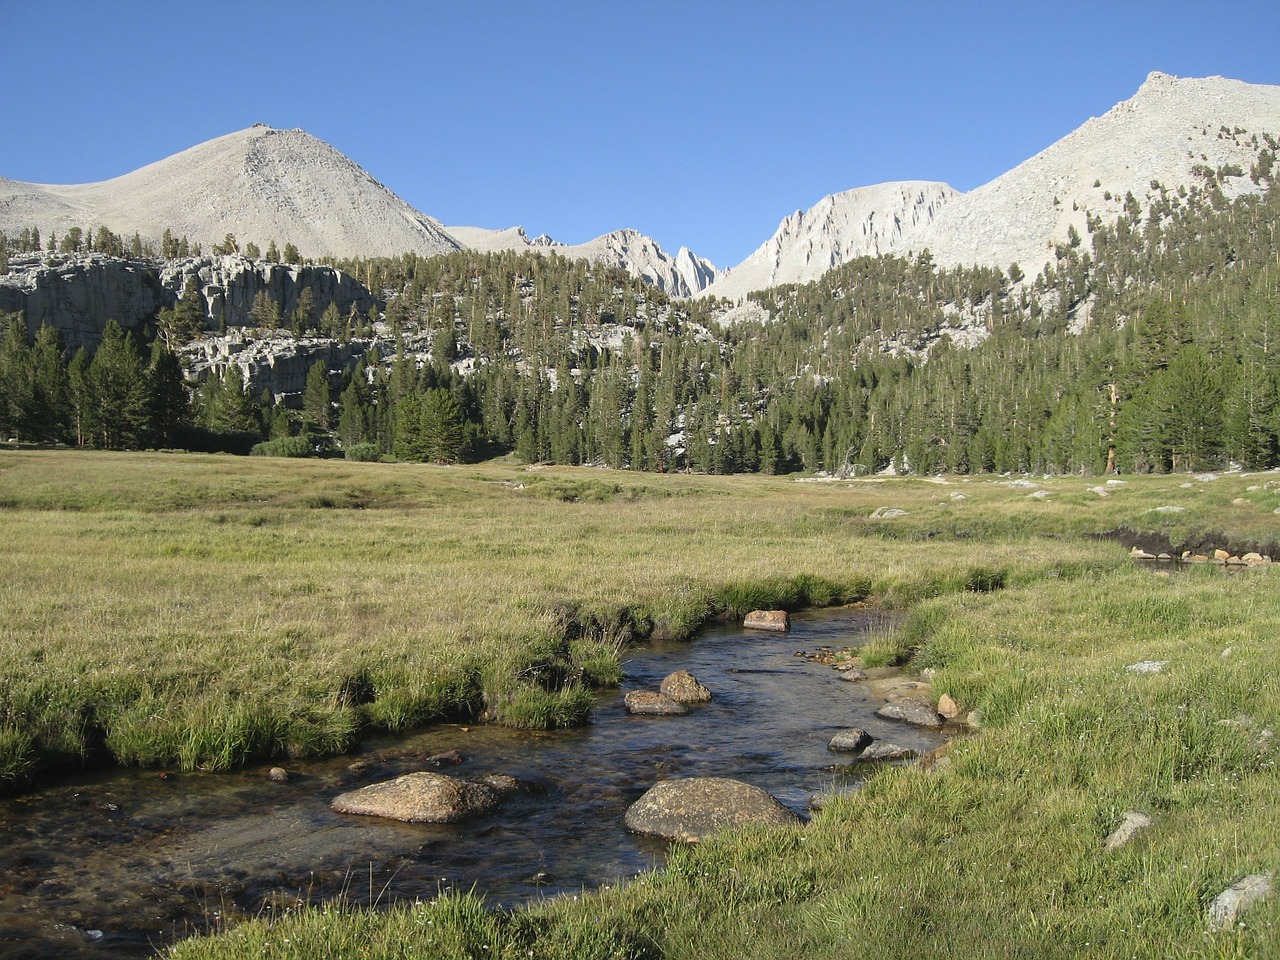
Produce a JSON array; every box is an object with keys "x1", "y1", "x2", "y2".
[
  {"x1": 444, "y1": 223, "x2": 718, "y2": 297},
  {"x1": 699, "y1": 180, "x2": 958, "y2": 303}
]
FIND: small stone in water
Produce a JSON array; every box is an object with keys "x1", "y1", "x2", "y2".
[{"x1": 268, "y1": 767, "x2": 289, "y2": 782}]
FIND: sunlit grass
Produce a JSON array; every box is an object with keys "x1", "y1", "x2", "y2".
[
  {"x1": 171, "y1": 563, "x2": 1280, "y2": 960},
  {"x1": 4, "y1": 451, "x2": 1280, "y2": 957},
  {"x1": 2, "y1": 451, "x2": 1276, "y2": 786}
]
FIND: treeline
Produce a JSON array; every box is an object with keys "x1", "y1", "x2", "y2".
[
  {"x1": 4, "y1": 143, "x2": 1280, "y2": 474},
  {"x1": 312, "y1": 159, "x2": 1280, "y2": 475},
  {"x1": 0, "y1": 317, "x2": 187, "y2": 449},
  {"x1": 0, "y1": 225, "x2": 305, "y2": 273}
]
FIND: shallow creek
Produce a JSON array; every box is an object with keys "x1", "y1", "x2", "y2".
[{"x1": 0, "y1": 607, "x2": 950, "y2": 959}]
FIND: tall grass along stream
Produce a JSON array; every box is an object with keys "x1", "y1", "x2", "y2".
[{"x1": 0, "y1": 607, "x2": 947, "y2": 959}]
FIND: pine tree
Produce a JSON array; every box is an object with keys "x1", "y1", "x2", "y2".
[
  {"x1": 86, "y1": 320, "x2": 151, "y2": 449},
  {"x1": 292, "y1": 288, "x2": 316, "y2": 336},
  {"x1": 302, "y1": 360, "x2": 332, "y2": 430},
  {"x1": 29, "y1": 324, "x2": 70, "y2": 442},
  {"x1": 67, "y1": 347, "x2": 91, "y2": 447},
  {"x1": 249, "y1": 290, "x2": 281, "y2": 332},
  {"x1": 197, "y1": 366, "x2": 261, "y2": 435},
  {"x1": 148, "y1": 339, "x2": 189, "y2": 447},
  {"x1": 421, "y1": 388, "x2": 466, "y2": 464},
  {"x1": 159, "y1": 277, "x2": 206, "y2": 346},
  {"x1": 1163, "y1": 345, "x2": 1224, "y2": 470},
  {"x1": 0, "y1": 313, "x2": 33, "y2": 439}
]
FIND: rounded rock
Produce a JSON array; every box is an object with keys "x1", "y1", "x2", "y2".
[
  {"x1": 827, "y1": 728, "x2": 873, "y2": 753},
  {"x1": 660, "y1": 670, "x2": 712, "y2": 704},
  {"x1": 875, "y1": 697, "x2": 945, "y2": 728},
  {"x1": 624, "y1": 776, "x2": 801, "y2": 842},
  {"x1": 331, "y1": 771, "x2": 499, "y2": 823}
]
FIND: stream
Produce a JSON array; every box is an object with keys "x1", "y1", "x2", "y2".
[{"x1": 0, "y1": 606, "x2": 951, "y2": 959}]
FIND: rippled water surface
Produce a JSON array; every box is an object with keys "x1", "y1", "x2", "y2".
[{"x1": 0, "y1": 607, "x2": 950, "y2": 959}]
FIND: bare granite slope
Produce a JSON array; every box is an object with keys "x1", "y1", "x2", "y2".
[
  {"x1": 702, "y1": 72, "x2": 1280, "y2": 303},
  {"x1": 903, "y1": 72, "x2": 1280, "y2": 276},
  {"x1": 0, "y1": 126, "x2": 461, "y2": 260}
]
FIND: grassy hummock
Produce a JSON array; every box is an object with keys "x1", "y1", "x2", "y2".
[{"x1": 2, "y1": 450, "x2": 1278, "y2": 957}]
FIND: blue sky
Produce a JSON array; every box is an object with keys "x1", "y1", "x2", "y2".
[{"x1": 3, "y1": 1, "x2": 1278, "y2": 268}]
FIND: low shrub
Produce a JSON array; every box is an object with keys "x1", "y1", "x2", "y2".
[
  {"x1": 250, "y1": 435, "x2": 314, "y2": 458},
  {"x1": 344, "y1": 442, "x2": 380, "y2": 462}
]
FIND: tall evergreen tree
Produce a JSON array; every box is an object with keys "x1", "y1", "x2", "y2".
[
  {"x1": 302, "y1": 359, "x2": 333, "y2": 430},
  {"x1": 86, "y1": 320, "x2": 151, "y2": 449}
]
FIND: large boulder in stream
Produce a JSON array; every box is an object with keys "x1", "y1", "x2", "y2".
[
  {"x1": 660, "y1": 670, "x2": 713, "y2": 703},
  {"x1": 624, "y1": 777, "x2": 801, "y2": 842},
  {"x1": 331, "y1": 771, "x2": 499, "y2": 823},
  {"x1": 743, "y1": 610, "x2": 790, "y2": 632}
]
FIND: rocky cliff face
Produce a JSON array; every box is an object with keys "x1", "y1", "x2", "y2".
[
  {"x1": 159, "y1": 256, "x2": 376, "y2": 333},
  {"x1": 0, "y1": 253, "x2": 376, "y2": 351},
  {"x1": 0, "y1": 253, "x2": 170, "y2": 347},
  {"x1": 180, "y1": 332, "x2": 384, "y2": 406}
]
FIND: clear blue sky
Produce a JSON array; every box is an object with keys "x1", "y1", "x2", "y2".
[{"x1": 3, "y1": 1, "x2": 1278, "y2": 268}]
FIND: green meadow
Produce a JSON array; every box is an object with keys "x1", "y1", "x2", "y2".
[{"x1": 2, "y1": 449, "x2": 1278, "y2": 957}]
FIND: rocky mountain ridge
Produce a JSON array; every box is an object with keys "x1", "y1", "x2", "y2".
[
  {"x1": 697, "y1": 181, "x2": 958, "y2": 302},
  {"x1": 0, "y1": 126, "x2": 461, "y2": 262},
  {"x1": 897, "y1": 71, "x2": 1280, "y2": 278},
  {"x1": 3, "y1": 73, "x2": 1280, "y2": 306},
  {"x1": 700, "y1": 73, "x2": 1280, "y2": 303},
  {"x1": 0, "y1": 127, "x2": 718, "y2": 297},
  {"x1": 446, "y1": 224, "x2": 719, "y2": 298}
]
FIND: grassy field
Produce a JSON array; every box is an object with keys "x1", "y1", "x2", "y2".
[{"x1": 2, "y1": 449, "x2": 1279, "y2": 957}]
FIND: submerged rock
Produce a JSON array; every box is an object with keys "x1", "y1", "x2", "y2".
[
  {"x1": 624, "y1": 691, "x2": 689, "y2": 715},
  {"x1": 827, "y1": 728, "x2": 873, "y2": 753},
  {"x1": 660, "y1": 670, "x2": 713, "y2": 704},
  {"x1": 624, "y1": 776, "x2": 801, "y2": 842},
  {"x1": 855, "y1": 742, "x2": 918, "y2": 763},
  {"x1": 331, "y1": 771, "x2": 499, "y2": 823},
  {"x1": 875, "y1": 697, "x2": 945, "y2": 728}
]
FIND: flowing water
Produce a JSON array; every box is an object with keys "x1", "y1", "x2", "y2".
[{"x1": 0, "y1": 607, "x2": 952, "y2": 959}]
